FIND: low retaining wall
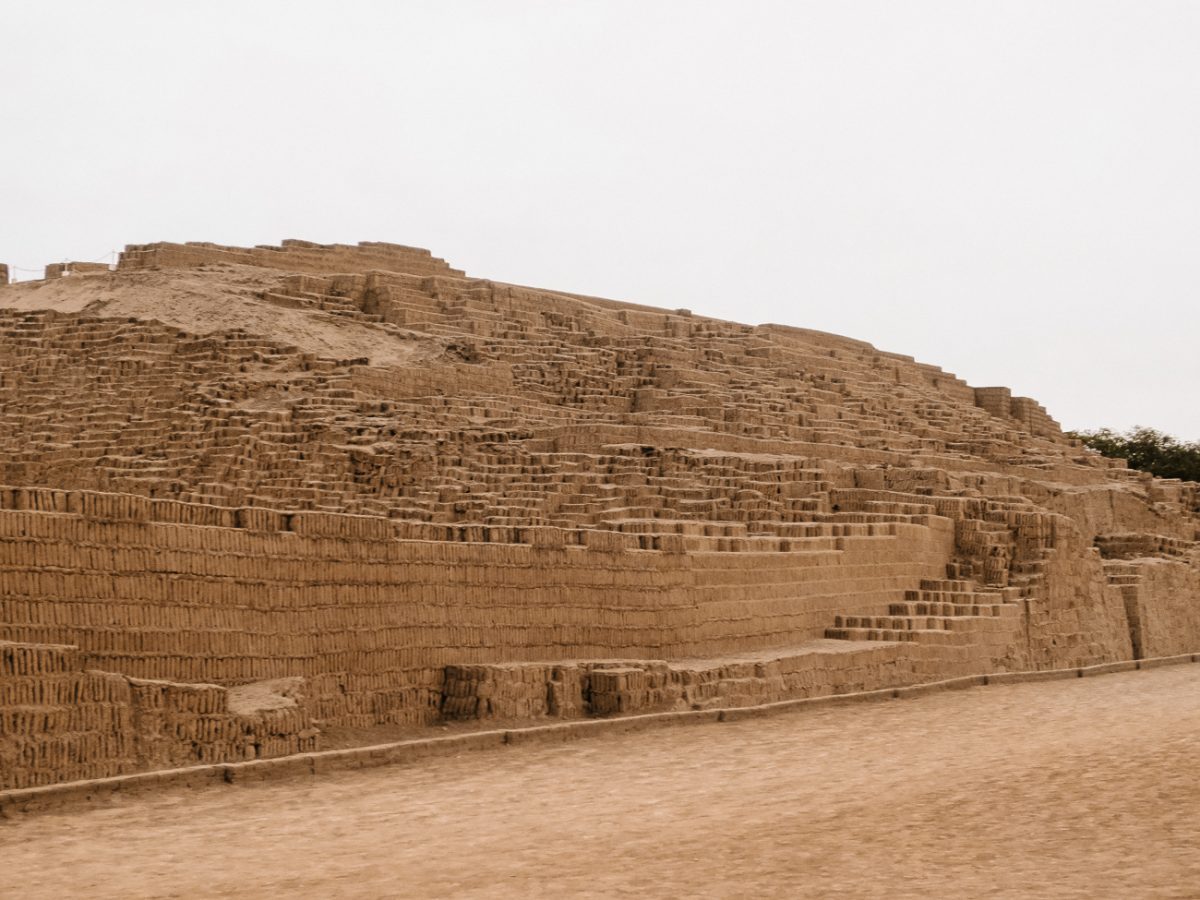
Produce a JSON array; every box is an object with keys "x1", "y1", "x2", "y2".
[
  {"x1": 0, "y1": 640, "x2": 318, "y2": 790},
  {"x1": 3, "y1": 653, "x2": 1195, "y2": 819},
  {"x1": 0, "y1": 504, "x2": 954, "y2": 729}
]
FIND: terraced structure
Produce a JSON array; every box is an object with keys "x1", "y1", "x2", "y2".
[{"x1": 0, "y1": 239, "x2": 1197, "y2": 791}]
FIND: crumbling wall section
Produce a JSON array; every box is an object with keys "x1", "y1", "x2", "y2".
[
  {"x1": 1024, "y1": 519, "x2": 1134, "y2": 668},
  {"x1": 43, "y1": 262, "x2": 111, "y2": 279},
  {"x1": 0, "y1": 642, "x2": 132, "y2": 788},
  {"x1": 1036, "y1": 483, "x2": 1195, "y2": 543},
  {"x1": 0, "y1": 641, "x2": 317, "y2": 790},
  {"x1": 1103, "y1": 558, "x2": 1200, "y2": 659}
]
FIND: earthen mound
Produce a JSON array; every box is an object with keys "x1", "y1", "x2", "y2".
[{"x1": 1, "y1": 239, "x2": 1196, "y2": 790}]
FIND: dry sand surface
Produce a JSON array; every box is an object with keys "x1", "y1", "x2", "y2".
[
  {"x1": 1, "y1": 266, "x2": 429, "y2": 365},
  {"x1": 3, "y1": 665, "x2": 1199, "y2": 899}
]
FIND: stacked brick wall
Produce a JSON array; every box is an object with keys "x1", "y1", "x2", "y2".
[
  {"x1": 44, "y1": 262, "x2": 111, "y2": 279},
  {"x1": 1022, "y1": 525, "x2": 1134, "y2": 667},
  {"x1": 0, "y1": 296, "x2": 1101, "y2": 538},
  {"x1": 0, "y1": 504, "x2": 955, "y2": 731},
  {"x1": 0, "y1": 641, "x2": 132, "y2": 788},
  {"x1": 1101, "y1": 532, "x2": 1200, "y2": 659},
  {"x1": 1038, "y1": 483, "x2": 1198, "y2": 543},
  {"x1": 0, "y1": 239, "x2": 1198, "y2": 790},
  {"x1": 1096, "y1": 532, "x2": 1195, "y2": 560},
  {"x1": 117, "y1": 240, "x2": 463, "y2": 278},
  {"x1": 973, "y1": 387, "x2": 1063, "y2": 439},
  {"x1": 440, "y1": 634, "x2": 1025, "y2": 724},
  {"x1": 0, "y1": 638, "x2": 317, "y2": 790}
]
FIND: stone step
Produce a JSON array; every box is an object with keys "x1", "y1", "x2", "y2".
[
  {"x1": 824, "y1": 626, "x2": 981, "y2": 645},
  {"x1": 833, "y1": 613, "x2": 1011, "y2": 632},
  {"x1": 918, "y1": 578, "x2": 977, "y2": 592},
  {"x1": 888, "y1": 601, "x2": 1013, "y2": 618},
  {"x1": 904, "y1": 588, "x2": 1005, "y2": 604}
]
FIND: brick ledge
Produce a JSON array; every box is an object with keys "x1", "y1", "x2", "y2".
[{"x1": 2, "y1": 653, "x2": 1196, "y2": 819}]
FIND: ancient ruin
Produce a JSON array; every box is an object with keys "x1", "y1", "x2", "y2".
[{"x1": 0, "y1": 240, "x2": 1197, "y2": 791}]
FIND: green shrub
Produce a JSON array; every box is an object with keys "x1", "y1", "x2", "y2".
[{"x1": 1070, "y1": 427, "x2": 1200, "y2": 483}]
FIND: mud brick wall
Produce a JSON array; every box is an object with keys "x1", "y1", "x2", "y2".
[
  {"x1": 2, "y1": 237, "x2": 1196, "y2": 791},
  {"x1": 1025, "y1": 524, "x2": 1134, "y2": 668},
  {"x1": 0, "y1": 296, "x2": 1107, "y2": 544},
  {"x1": 0, "y1": 638, "x2": 318, "y2": 790},
  {"x1": 44, "y1": 262, "x2": 111, "y2": 279},
  {"x1": 439, "y1": 624, "x2": 1030, "y2": 724},
  {"x1": 126, "y1": 677, "x2": 316, "y2": 771},
  {"x1": 443, "y1": 663, "x2": 585, "y2": 719},
  {"x1": 1095, "y1": 532, "x2": 1194, "y2": 560},
  {"x1": 1040, "y1": 486, "x2": 1198, "y2": 543},
  {"x1": 1105, "y1": 558, "x2": 1200, "y2": 659},
  {"x1": 973, "y1": 387, "x2": 1062, "y2": 439},
  {"x1": 117, "y1": 240, "x2": 463, "y2": 278},
  {"x1": 0, "y1": 505, "x2": 955, "y2": 729},
  {"x1": 0, "y1": 641, "x2": 133, "y2": 788}
]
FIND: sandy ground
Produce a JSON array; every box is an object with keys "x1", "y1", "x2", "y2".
[
  {"x1": 3, "y1": 665, "x2": 1198, "y2": 899},
  {"x1": 1, "y1": 266, "x2": 427, "y2": 365}
]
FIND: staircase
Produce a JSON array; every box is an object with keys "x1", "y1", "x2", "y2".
[{"x1": 825, "y1": 577, "x2": 1027, "y2": 675}]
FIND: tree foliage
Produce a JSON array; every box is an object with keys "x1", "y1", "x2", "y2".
[{"x1": 1071, "y1": 427, "x2": 1200, "y2": 483}]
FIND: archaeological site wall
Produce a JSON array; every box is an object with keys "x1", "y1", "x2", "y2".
[
  {"x1": 117, "y1": 239, "x2": 463, "y2": 279},
  {"x1": 0, "y1": 490, "x2": 953, "y2": 719},
  {"x1": 0, "y1": 238, "x2": 1197, "y2": 791}
]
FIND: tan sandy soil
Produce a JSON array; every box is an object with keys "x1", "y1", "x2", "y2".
[
  {"x1": 1, "y1": 266, "x2": 429, "y2": 365},
  {"x1": 4, "y1": 665, "x2": 1199, "y2": 899}
]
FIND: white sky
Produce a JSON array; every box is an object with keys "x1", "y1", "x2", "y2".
[{"x1": 2, "y1": 2, "x2": 1198, "y2": 438}]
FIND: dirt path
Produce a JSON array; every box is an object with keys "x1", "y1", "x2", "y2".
[{"x1": 4, "y1": 665, "x2": 1199, "y2": 899}]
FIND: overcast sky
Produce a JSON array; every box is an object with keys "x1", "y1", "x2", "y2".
[{"x1": 2, "y1": 2, "x2": 1197, "y2": 438}]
